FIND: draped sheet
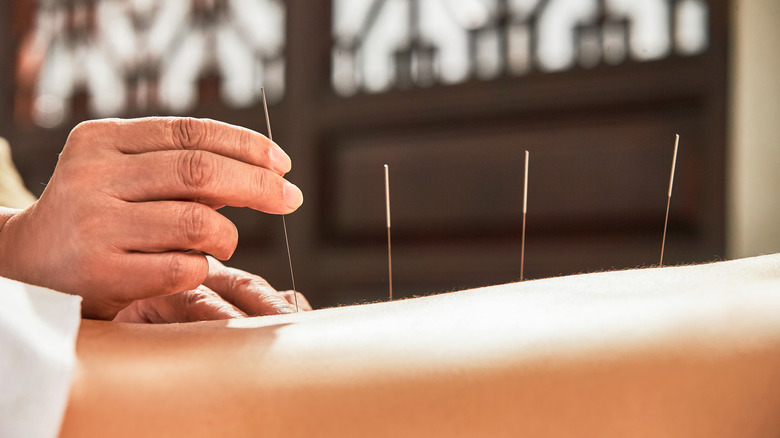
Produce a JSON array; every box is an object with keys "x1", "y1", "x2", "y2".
[{"x1": 0, "y1": 277, "x2": 81, "y2": 438}]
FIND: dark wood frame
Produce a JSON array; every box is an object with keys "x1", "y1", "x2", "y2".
[{"x1": 1, "y1": 0, "x2": 729, "y2": 308}]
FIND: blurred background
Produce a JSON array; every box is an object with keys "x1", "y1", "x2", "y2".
[{"x1": 0, "y1": 0, "x2": 777, "y2": 308}]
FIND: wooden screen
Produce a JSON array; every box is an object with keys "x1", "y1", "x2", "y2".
[{"x1": 0, "y1": 0, "x2": 728, "y2": 308}]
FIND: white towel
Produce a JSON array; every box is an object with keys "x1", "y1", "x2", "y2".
[{"x1": 0, "y1": 276, "x2": 81, "y2": 438}]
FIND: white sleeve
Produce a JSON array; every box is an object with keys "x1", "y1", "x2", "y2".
[{"x1": 0, "y1": 276, "x2": 82, "y2": 438}]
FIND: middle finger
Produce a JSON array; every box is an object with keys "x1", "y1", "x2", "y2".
[{"x1": 112, "y1": 150, "x2": 303, "y2": 214}]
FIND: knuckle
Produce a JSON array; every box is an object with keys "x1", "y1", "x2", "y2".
[
  {"x1": 63, "y1": 119, "x2": 123, "y2": 158},
  {"x1": 184, "y1": 286, "x2": 215, "y2": 307},
  {"x1": 235, "y1": 128, "x2": 253, "y2": 159},
  {"x1": 169, "y1": 117, "x2": 207, "y2": 150},
  {"x1": 68, "y1": 121, "x2": 90, "y2": 141},
  {"x1": 180, "y1": 203, "x2": 211, "y2": 247},
  {"x1": 230, "y1": 274, "x2": 254, "y2": 292},
  {"x1": 230, "y1": 270, "x2": 272, "y2": 294},
  {"x1": 163, "y1": 253, "x2": 204, "y2": 293},
  {"x1": 164, "y1": 253, "x2": 191, "y2": 292},
  {"x1": 178, "y1": 150, "x2": 217, "y2": 191},
  {"x1": 65, "y1": 120, "x2": 100, "y2": 150},
  {"x1": 183, "y1": 287, "x2": 225, "y2": 321},
  {"x1": 70, "y1": 119, "x2": 100, "y2": 136},
  {"x1": 253, "y1": 169, "x2": 275, "y2": 199}
]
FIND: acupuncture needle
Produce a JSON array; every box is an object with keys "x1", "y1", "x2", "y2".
[
  {"x1": 520, "y1": 150, "x2": 529, "y2": 281},
  {"x1": 261, "y1": 87, "x2": 298, "y2": 312},
  {"x1": 384, "y1": 164, "x2": 393, "y2": 301},
  {"x1": 659, "y1": 134, "x2": 679, "y2": 267}
]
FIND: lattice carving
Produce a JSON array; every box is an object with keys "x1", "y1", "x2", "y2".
[
  {"x1": 332, "y1": 0, "x2": 709, "y2": 95},
  {"x1": 18, "y1": 0, "x2": 285, "y2": 128}
]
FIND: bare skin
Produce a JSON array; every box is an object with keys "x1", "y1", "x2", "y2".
[
  {"x1": 0, "y1": 117, "x2": 304, "y2": 320},
  {"x1": 60, "y1": 255, "x2": 780, "y2": 438}
]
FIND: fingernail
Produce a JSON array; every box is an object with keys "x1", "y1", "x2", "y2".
[
  {"x1": 270, "y1": 145, "x2": 292, "y2": 174},
  {"x1": 275, "y1": 304, "x2": 297, "y2": 314},
  {"x1": 229, "y1": 310, "x2": 247, "y2": 319},
  {"x1": 284, "y1": 181, "x2": 304, "y2": 210}
]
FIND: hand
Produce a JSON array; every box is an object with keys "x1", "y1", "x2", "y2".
[
  {"x1": 114, "y1": 257, "x2": 312, "y2": 323},
  {"x1": 0, "y1": 117, "x2": 303, "y2": 319}
]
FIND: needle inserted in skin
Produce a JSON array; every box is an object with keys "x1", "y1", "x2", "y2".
[
  {"x1": 659, "y1": 134, "x2": 679, "y2": 267},
  {"x1": 261, "y1": 87, "x2": 298, "y2": 312},
  {"x1": 521, "y1": 150, "x2": 529, "y2": 281},
  {"x1": 385, "y1": 164, "x2": 393, "y2": 301}
]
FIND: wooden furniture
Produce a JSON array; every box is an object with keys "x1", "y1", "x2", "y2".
[{"x1": 0, "y1": 0, "x2": 730, "y2": 308}]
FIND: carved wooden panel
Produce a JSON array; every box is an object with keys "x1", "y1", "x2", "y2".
[
  {"x1": 14, "y1": 0, "x2": 285, "y2": 127},
  {"x1": 1, "y1": 0, "x2": 728, "y2": 309},
  {"x1": 324, "y1": 111, "x2": 701, "y2": 243},
  {"x1": 332, "y1": 0, "x2": 710, "y2": 94}
]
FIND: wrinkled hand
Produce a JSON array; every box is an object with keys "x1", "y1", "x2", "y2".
[
  {"x1": 0, "y1": 118, "x2": 303, "y2": 319},
  {"x1": 115, "y1": 257, "x2": 311, "y2": 323}
]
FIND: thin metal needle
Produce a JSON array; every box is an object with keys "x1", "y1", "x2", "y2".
[
  {"x1": 281, "y1": 215, "x2": 297, "y2": 311},
  {"x1": 385, "y1": 164, "x2": 393, "y2": 301},
  {"x1": 660, "y1": 134, "x2": 679, "y2": 267},
  {"x1": 261, "y1": 87, "x2": 298, "y2": 312},
  {"x1": 521, "y1": 150, "x2": 529, "y2": 281}
]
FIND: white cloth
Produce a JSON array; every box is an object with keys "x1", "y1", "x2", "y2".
[{"x1": 0, "y1": 276, "x2": 81, "y2": 438}]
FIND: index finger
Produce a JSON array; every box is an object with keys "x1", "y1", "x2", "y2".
[
  {"x1": 94, "y1": 117, "x2": 292, "y2": 175},
  {"x1": 204, "y1": 257, "x2": 298, "y2": 315}
]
